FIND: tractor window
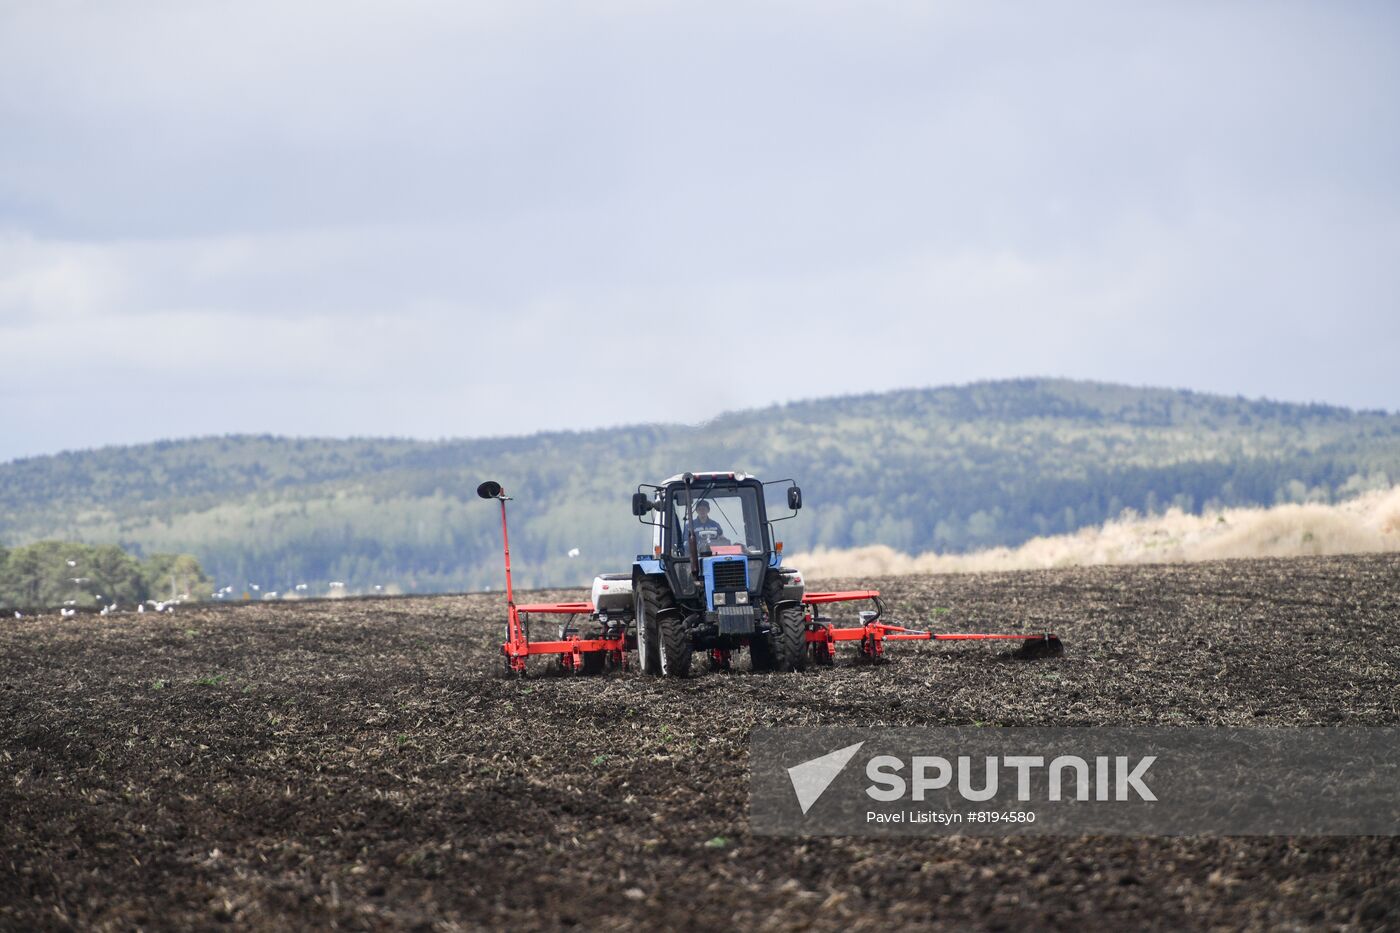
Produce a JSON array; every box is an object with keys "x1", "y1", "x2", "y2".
[{"x1": 670, "y1": 485, "x2": 764, "y2": 555}]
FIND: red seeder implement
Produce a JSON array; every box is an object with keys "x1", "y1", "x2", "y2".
[
  {"x1": 500, "y1": 589, "x2": 1062, "y2": 674},
  {"x1": 800, "y1": 590, "x2": 1063, "y2": 665}
]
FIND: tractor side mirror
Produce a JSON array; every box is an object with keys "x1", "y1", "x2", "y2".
[
  {"x1": 632, "y1": 492, "x2": 652, "y2": 516},
  {"x1": 788, "y1": 486, "x2": 803, "y2": 511},
  {"x1": 477, "y1": 481, "x2": 503, "y2": 499}
]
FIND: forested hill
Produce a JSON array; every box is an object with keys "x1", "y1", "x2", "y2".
[{"x1": 2, "y1": 379, "x2": 1397, "y2": 594}]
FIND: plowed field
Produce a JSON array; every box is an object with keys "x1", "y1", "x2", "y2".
[{"x1": 3, "y1": 555, "x2": 1399, "y2": 930}]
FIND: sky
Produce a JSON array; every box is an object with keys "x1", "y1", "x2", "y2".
[{"x1": 2, "y1": 1, "x2": 1398, "y2": 462}]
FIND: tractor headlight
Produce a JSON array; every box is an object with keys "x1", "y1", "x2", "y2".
[{"x1": 735, "y1": 591, "x2": 749, "y2": 605}]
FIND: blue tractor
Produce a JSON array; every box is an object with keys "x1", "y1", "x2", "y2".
[{"x1": 628, "y1": 471, "x2": 807, "y2": 676}]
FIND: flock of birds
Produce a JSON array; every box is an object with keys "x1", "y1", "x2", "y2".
[
  {"x1": 210, "y1": 580, "x2": 379, "y2": 600},
  {"x1": 8, "y1": 558, "x2": 401, "y2": 619},
  {"x1": 40, "y1": 593, "x2": 184, "y2": 620},
  {"x1": 14, "y1": 545, "x2": 588, "y2": 619}
]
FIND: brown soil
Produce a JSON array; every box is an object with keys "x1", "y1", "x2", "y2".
[{"x1": 3, "y1": 554, "x2": 1399, "y2": 931}]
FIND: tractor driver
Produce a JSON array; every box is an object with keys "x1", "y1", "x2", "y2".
[{"x1": 683, "y1": 500, "x2": 725, "y2": 548}]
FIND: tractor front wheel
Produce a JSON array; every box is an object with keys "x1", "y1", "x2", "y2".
[
  {"x1": 656, "y1": 609, "x2": 692, "y2": 677},
  {"x1": 767, "y1": 603, "x2": 808, "y2": 672}
]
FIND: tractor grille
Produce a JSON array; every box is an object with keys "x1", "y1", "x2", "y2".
[{"x1": 712, "y1": 560, "x2": 747, "y2": 591}]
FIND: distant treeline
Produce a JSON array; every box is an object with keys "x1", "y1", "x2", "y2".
[
  {"x1": 1, "y1": 379, "x2": 1397, "y2": 592},
  {"x1": 0, "y1": 541, "x2": 210, "y2": 610}
]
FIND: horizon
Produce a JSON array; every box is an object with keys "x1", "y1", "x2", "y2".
[{"x1": 5, "y1": 376, "x2": 1397, "y2": 465}]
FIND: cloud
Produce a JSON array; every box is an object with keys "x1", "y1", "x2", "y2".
[{"x1": 1, "y1": 2, "x2": 1398, "y2": 459}]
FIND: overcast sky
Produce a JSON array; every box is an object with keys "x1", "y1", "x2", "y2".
[{"x1": 1, "y1": 1, "x2": 1397, "y2": 462}]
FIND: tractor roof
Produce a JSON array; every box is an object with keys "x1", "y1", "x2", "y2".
[{"x1": 659, "y1": 471, "x2": 756, "y2": 486}]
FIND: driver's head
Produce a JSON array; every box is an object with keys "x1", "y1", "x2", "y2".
[{"x1": 695, "y1": 501, "x2": 710, "y2": 517}]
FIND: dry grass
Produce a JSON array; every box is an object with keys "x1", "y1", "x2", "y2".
[{"x1": 796, "y1": 486, "x2": 1400, "y2": 581}]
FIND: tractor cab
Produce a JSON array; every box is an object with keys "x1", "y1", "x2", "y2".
[
  {"x1": 633, "y1": 473, "x2": 800, "y2": 602},
  {"x1": 663, "y1": 480, "x2": 766, "y2": 557}
]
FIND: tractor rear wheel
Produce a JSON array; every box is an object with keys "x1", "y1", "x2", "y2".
[
  {"x1": 634, "y1": 577, "x2": 675, "y2": 675},
  {"x1": 634, "y1": 591, "x2": 659, "y2": 675}
]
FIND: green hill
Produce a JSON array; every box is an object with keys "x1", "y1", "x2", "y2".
[{"x1": 2, "y1": 379, "x2": 1397, "y2": 595}]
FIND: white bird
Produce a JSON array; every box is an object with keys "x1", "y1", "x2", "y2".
[
  {"x1": 164, "y1": 606, "x2": 173, "y2": 613},
  {"x1": 329, "y1": 581, "x2": 345, "y2": 588},
  {"x1": 61, "y1": 608, "x2": 75, "y2": 617},
  {"x1": 66, "y1": 560, "x2": 77, "y2": 567},
  {"x1": 13, "y1": 611, "x2": 21, "y2": 619},
  {"x1": 263, "y1": 592, "x2": 278, "y2": 599},
  {"x1": 568, "y1": 548, "x2": 580, "y2": 558},
  {"x1": 138, "y1": 604, "x2": 145, "y2": 613},
  {"x1": 63, "y1": 600, "x2": 76, "y2": 607},
  {"x1": 94, "y1": 594, "x2": 103, "y2": 600},
  {"x1": 70, "y1": 577, "x2": 89, "y2": 584},
  {"x1": 249, "y1": 583, "x2": 260, "y2": 591},
  {"x1": 100, "y1": 606, "x2": 109, "y2": 616},
  {"x1": 295, "y1": 583, "x2": 308, "y2": 591},
  {"x1": 374, "y1": 585, "x2": 383, "y2": 592}
]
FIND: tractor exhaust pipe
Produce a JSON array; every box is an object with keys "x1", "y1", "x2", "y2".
[{"x1": 681, "y1": 472, "x2": 700, "y2": 581}]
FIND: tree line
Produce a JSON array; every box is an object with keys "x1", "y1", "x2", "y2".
[
  {"x1": 0, "y1": 541, "x2": 211, "y2": 611},
  {"x1": 1, "y1": 379, "x2": 1397, "y2": 593}
]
